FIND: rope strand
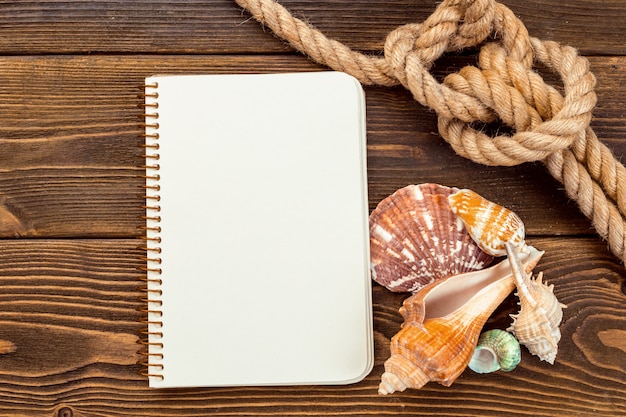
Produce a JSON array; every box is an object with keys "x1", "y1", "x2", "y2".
[{"x1": 234, "y1": 0, "x2": 626, "y2": 265}]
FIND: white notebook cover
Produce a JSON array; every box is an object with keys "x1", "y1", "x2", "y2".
[{"x1": 143, "y1": 72, "x2": 373, "y2": 388}]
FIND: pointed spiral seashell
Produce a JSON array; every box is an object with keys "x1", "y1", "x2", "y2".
[
  {"x1": 448, "y1": 189, "x2": 526, "y2": 256},
  {"x1": 505, "y1": 242, "x2": 566, "y2": 364},
  {"x1": 469, "y1": 329, "x2": 521, "y2": 374},
  {"x1": 369, "y1": 184, "x2": 494, "y2": 293},
  {"x1": 378, "y1": 246, "x2": 544, "y2": 394}
]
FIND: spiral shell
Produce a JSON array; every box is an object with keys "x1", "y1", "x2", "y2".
[
  {"x1": 448, "y1": 189, "x2": 526, "y2": 256},
  {"x1": 469, "y1": 329, "x2": 521, "y2": 374},
  {"x1": 378, "y1": 246, "x2": 544, "y2": 394},
  {"x1": 370, "y1": 184, "x2": 493, "y2": 293},
  {"x1": 506, "y1": 242, "x2": 566, "y2": 364}
]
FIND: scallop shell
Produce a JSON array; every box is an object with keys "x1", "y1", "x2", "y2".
[
  {"x1": 469, "y1": 329, "x2": 521, "y2": 374},
  {"x1": 505, "y1": 242, "x2": 566, "y2": 364},
  {"x1": 370, "y1": 184, "x2": 494, "y2": 293},
  {"x1": 378, "y1": 246, "x2": 544, "y2": 394},
  {"x1": 448, "y1": 189, "x2": 526, "y2": 256}
]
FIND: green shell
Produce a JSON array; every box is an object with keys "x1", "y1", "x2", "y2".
[{"x1": 469, "y1": 329, "x2": 521, "y2": 374}]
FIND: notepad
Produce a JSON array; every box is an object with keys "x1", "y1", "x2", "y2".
[{"x1": 141, "y1": 72, "x2": 373, "y2": 388}]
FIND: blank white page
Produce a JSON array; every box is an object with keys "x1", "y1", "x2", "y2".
[{"x1": 144, "y1": 72, "x2": 372, "y2": 388}]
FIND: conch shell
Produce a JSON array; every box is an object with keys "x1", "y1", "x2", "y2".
[
  {"x1": 370, "y1": 184, "x2": 493, "y2": 293},
  {"x1": 505, "y1": 242, "x2": 566, "y2": 364},
  {"x1": 378, "y1": 246, "x2": 544, "y2": 394},
  {"x1": 448, "y1": 189, "x2": 526, "y2": 256}
]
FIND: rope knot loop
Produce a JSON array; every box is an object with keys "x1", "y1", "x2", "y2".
[
  {"x1": 381, "y1": 0, "x2": 597, "y2": 167},
  {"x1": 383, "y1": 0, "x2": 496, "y2": 76},
  {"x1": 440, "y1": 37, "x2": 597, "y2": 166}
]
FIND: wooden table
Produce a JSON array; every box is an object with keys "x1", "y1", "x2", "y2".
[{"x1": 0, "y1": 1, "x2": 624, "y2": 416}]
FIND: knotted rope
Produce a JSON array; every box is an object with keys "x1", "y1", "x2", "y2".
[{"x1": 235, "y1": 0, "x2": 626, "y2": 264}]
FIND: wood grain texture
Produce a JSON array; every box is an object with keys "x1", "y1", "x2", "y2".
[
  {"x1": 0, "y1": 55, "x2": 624, "y2": 238},
  {"x1": 0, "y1": 238, "x2": 623, "y2": 416},
  {"x1": 0, "y1": 0, "x2": 624, "y2": 415},
  {"x1": 0, "y1": 0, "x2": 623, "y2": 55}
]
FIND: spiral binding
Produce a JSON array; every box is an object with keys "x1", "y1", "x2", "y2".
[{"x1": 137, "y1": 81, "x2": 165, "y2": 383}]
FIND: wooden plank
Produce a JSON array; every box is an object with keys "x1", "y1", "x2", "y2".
[
  {"x1": 0, "y1": 237, "x2": 622, "y2": 416},
  {"x1": 0, "y1": 0, "x2": 623, "y2": 56},
  {"x1": 0, "y1": 55, "x2": 624, "y2": 238}
]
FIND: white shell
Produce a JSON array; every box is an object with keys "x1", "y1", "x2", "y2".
[
  {"x1": 369, "y1": 184, "x2": 494, "y2": 293},
  {"x1": 505, "y1": 242, "x2": 566, "y2": 364}
]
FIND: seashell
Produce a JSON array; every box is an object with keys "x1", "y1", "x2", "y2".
[
  {"x1": 469, "y1": 329, "x2": 521, "y2": 374},
  {"x1": 369, "y1": 183, "x2": 494, "y2": 293},
  {"x1": 378, "y1": 246, "x2": 544, "y2": 394},
  {"x1": 448, "y1": 189, "x2": 526, "y2": 256},
  {"x1": 505, "y1": 242, "x2": 566, "y2": 364}
]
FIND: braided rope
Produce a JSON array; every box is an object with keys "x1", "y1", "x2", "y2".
[{"x1": 234, "y1": 0, "x2": 626, "y2": 263}]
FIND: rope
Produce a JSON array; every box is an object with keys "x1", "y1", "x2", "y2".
[{"x1": 234, "y1": 0, "x2": 626, "y2": 264}]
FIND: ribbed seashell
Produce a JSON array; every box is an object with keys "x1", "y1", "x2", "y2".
[
  {"x1": 469, "y1": 329, "x2": 521, "y2": 374},
  {"x1": 505, "y1": 242, "x2": 566, "y2": 364},
  {"x1": 369, "y1": 184, "x2": 494, "y2": 293},
  {"x1": 378, "y1": 246, "x2": 544, "y2": 394},
  {"x1": 448, "y1": 189, "x2": 526, "y2": 256}
]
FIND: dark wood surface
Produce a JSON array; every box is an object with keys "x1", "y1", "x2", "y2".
[{"x1": 0, "y1": 1, "x2": 624, "y2": 416}]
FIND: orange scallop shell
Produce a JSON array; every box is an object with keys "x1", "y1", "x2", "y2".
[
  {"x1": 369, "y1": 184, "x2": 494, "y2": 293},
  {"x1": 448, "y1": 189, "x2": 525, "y2": 256}
]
